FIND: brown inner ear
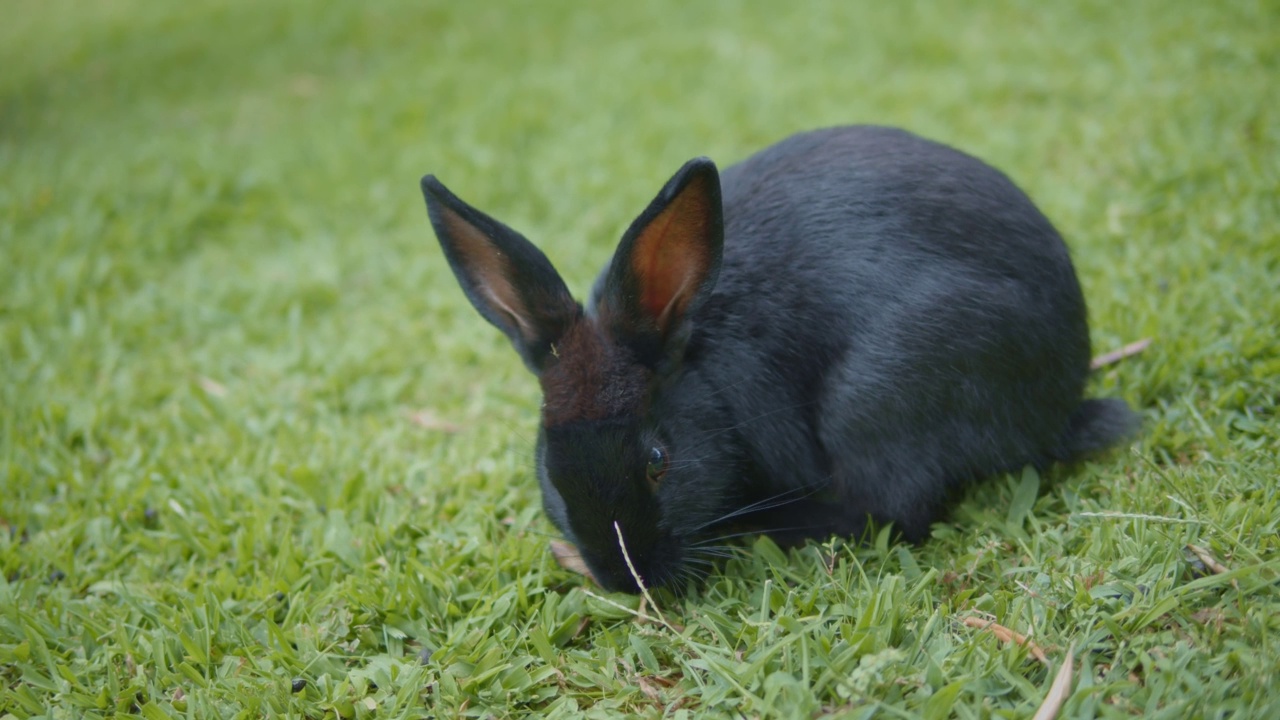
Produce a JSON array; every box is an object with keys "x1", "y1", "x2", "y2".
[
  {"x1": 439, "y1": 207, "x2": 534, "y2": 342},
  {"x1": 630, "y1": 175, "x2": 716, "y2": 333}
]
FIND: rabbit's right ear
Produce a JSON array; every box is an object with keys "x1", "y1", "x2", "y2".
[
  {"x1": 599, "y1": 158, "x2": 724, "y2": 364},
  {"x1": 421, "y1": 176, "x2": 580, "y2": 373}
]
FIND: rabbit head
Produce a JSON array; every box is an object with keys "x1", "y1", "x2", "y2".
[{"x1": 422, "y1": 159, "x2": 728, "y2": 592}]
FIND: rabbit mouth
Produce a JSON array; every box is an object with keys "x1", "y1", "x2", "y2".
[{"x1": 577, "y1": 531, "x2": 692, "y2": 594}]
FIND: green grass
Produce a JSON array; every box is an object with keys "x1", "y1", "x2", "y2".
[{"x1": 2, "y1": 0, "x2": 1278, "y2": 717}]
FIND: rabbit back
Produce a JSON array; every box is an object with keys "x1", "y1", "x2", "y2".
[{"x1": 655, "y1": 126, "x2": 1124, "y2": 540}]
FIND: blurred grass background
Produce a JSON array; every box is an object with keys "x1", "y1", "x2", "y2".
[{"x1": 2, "y1": 1, "x2": 1277, "y2": 717}]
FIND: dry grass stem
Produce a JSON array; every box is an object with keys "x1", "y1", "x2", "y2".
[
  {"x1": 615, "y1": 521, "x2": 676, "y2": 631},
  {"x1": 1090, "y1": 338, "x2": 1153, "y2": 370},
  {"x1": 580, "y1": 590, "x2": 666, "y2": 625}
]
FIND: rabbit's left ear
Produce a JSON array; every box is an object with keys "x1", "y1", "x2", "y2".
[
  {"x1": 422, "y1": 175, "x2": 580, "y2": 373},
  {"x1": 599, "y1": 158, "x2": 724, "y2": 359}
]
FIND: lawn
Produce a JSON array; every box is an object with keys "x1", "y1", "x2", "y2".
[{"x1": 2, "y1": 0, "x2": 1277, "y2": 717}]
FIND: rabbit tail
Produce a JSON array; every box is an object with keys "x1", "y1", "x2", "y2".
[{"x1": 1050, "y1": 398, "x2": 1139, "y2": 462}]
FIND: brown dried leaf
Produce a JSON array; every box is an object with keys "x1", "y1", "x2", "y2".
[
  {"x1": 405, "y1": 409, "x2": 462, "y2": 433},
  {"x1": 637, "y1": 676, "x2": 664, "y2": 703},
  {"x1": 198, "y1": 376, "x2": 228, "y2": 398},
  {"x1": 290, "y1": 74, "x2": 321, "y2": 97},
  {"x1": 962, "y1": 615, "x2": 1049, "y2": 664},
  {"x1": 1191, "y1": 607, "x2": 1224, "y2": 629},
  {"x1": 1185, "y1": 543, "x2": 1229, "y2": 575},
  {"x1": 549, "y1": 539, "x2": 597, "y2": 583},
  {"x1": 1032, "y1": 644, "x2": 1075, "y2": 720},
  {"x1": 571, "y1": 616, "x2": 591, "y2": 641},
  {"x1": 1080, "y1": 570, "x2": 1106, "y2": 591}
]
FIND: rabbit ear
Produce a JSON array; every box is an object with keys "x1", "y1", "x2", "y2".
[
  {"x1": 422, "y1": 175, "x2": 580, "y2": 372},
  {"x1": 600, "y1": 158, "x2": 724, "y2": 360}
]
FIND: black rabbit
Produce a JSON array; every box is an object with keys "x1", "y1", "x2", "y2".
[{"x1": 421, "y1": 126, "x2": 1137, "y2": 593}]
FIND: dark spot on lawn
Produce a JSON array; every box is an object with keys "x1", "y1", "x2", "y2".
[
  {"x1": 417, "y1": 648, "x2": 433, "y2": 665},
  {"x1": 272, "y1": 592, "x2": 289, "y2": 622},
  {"x1": 291, "y1": 678, "x2": 307, "y2": 693}
]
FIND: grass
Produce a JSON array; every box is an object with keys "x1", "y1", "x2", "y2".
[{"x1": 1, "y1": 0, "x2": 1277, "y2": 717}]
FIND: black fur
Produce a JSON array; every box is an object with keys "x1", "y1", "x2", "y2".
[{"x1": 422, "y1": 126, "x2": 1138, "y2": 593}]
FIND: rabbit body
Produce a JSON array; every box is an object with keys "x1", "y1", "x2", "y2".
[{"x1": 422, "y1": 126, "x2": 1135, "y2": 593}]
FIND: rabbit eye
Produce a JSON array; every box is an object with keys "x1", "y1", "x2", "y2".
[{"x1": 645, "y1": 445, "x2": 669, "y2": 488}]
